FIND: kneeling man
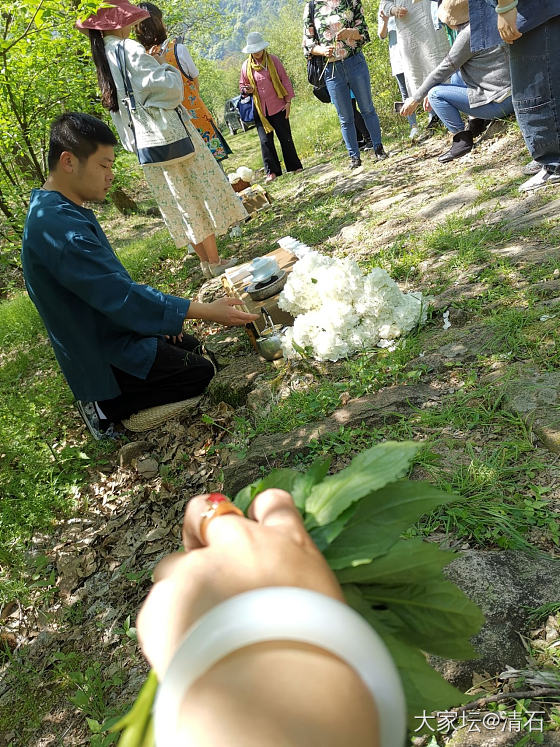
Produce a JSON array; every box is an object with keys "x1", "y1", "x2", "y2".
[{"x1": 22, "y1": 113, "x2": 257, "y2": 437}]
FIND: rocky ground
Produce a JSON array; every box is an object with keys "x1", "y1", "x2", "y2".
[{"x1": 2, "y1": 122, "x2": 560, "y2": 745}]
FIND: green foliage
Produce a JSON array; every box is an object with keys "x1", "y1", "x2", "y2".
[
  {"x1": 0, "y1": 1, "x2": 106, "y2": 246},
  {"x1": 233, "y1": 441, "x2": 484, "y2": 723},
  {"x1": 112, "y1": 443, "x2": 482, "y2": 744}
]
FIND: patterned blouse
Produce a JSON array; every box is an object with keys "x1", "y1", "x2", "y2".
[{"x1": 303, "y1": 0, "x2": 370, "y2": 60}]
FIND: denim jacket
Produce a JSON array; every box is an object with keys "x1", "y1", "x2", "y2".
[{"x1": 469, "y1": 0, "x2": 560, "y2": 51}]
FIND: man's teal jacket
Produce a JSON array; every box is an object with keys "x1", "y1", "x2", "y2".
[{"x1": 21, "y1": 189, "x2": 190, "y2": 401}]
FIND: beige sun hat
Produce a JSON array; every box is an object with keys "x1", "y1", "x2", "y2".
[
  {"x1": 122, "y1": 396, "x2": 202, "y2": 432},
  {"x1": 242, "y1": 31, "x2": 269, "y2": 54},
  {"x1": 437, "y1": 0, "x2": 470, "y2": 27}
]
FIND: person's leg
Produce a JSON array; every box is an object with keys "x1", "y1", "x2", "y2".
[
  {"x1": 253, "y1": 110, "x2": 282, "y2": 176},
  {"x1": 509, "y1": 17, "x2": 560, "y2": 174},
  {"x1": 99, "y1": 336, "x2": 215, "y2": 422},
  {"x1": 395, "y1": 73, "x2": 417, "y2": 127},
  {"x1": 427, "y1": 84, "x2": 470, "y2": 133},
  {"x1": 325, "y1": 61, "x2": 360, "y2": 161},
  {"x1": 428, "y1": 84, "x2": 514, "y2": 133},
  {"x1": 352, "y1": 97, "x2": 370, "y2": 146},
  {"x1": 267, "y1": 110, "x2": 303, "y2": 172},
  {"x1": 346, "y1": 53, "x2": 383, "y2": 148}
]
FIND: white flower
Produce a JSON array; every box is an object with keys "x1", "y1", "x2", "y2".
[{"x1": 279, "y1": 251, "x2": 427, "y2": 361}]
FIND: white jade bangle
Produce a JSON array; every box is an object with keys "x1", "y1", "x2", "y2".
[{"x1": 153, "y1": 587, "x2": 406, "y2": 747}]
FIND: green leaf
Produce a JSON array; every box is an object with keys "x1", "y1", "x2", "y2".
[
  {"x1": 324, "y1": 480, "x2": 457, "y2": 569},
  {"x1": 361, "y1": 579, "x2": 484, "y2": 659},
  {"x1": 291, "y1": 457, "x2": 330, "y2": 511},
  {"x1": 87, "y1": 718, "x2": 102, "y2": 734},
  {"x1": 111, "y1": 670, "x2": 158, "y2": 745},
  {"x1": 233, "y1": 469, "x2": 304, "y2": 513},
  {"x1": 343, "y1": 585, "x2": 466, "y2": 724},
  {"x1": 304, "y1": 441, "x2": 419, "y2": 529},
  {"x1": 309, "y1": 503, "x2": 358, "y2": 552},
  {"x1": 335, "y1": 539, "x2": 456, "y2": 585}
]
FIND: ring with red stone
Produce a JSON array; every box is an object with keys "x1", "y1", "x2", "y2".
[{"x1": 199, "y1": 493, "x2": 244, "y2": 543}]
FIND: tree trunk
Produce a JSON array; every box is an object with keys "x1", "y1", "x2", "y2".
[{"x1": 110, "y1": 187, "x2": 139, "y2": 215}]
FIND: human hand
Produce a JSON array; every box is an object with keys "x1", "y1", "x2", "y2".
[
  {"x1": 422, "y1": 95, "x2": 432, "y2": 112},
  {"x1": 391, "y1": 6, "x2": 408, "y2": 18},
  {"x1": 379, "y1": 9, "x2": 389, "y2": 22},
  {"x1": 284, "y1": 102, "x2": 291, "y2": 118},
  {"x1": 188, "y1": 297, "x2": 258, "y2": 326},
  {"x1": 497, "y1": 8, "x2": 521, "y2": 44},
  {"x1": 400, "y1": 97, "x2": 419, "y2": 116},
  {"x1": 165, "y1": 333, "x2": 184, "y2": 344},
  {"x1": 314, "y1": 43, "x2": 336, "y2": 57},
  {"x1": 241, "y1": 84, "x2": 254, "y2": 94},
  {"x1": 137, "y1": 490, "x2": 344, "y2": 679},
  {"x1": 336, "y1": 27, "x2": 361, "y2": 42}
]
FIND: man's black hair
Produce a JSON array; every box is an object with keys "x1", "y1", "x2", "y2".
[{"x1": 48, "y1": 112, "x2": 117, "y2": 171}]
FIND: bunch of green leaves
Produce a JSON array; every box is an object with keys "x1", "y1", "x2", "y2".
[
  {"x1": 113, "y1": 442, "x2": 483, "y2": 744},
  {"x1": 234, "y1": 441, "x2": 484, "y2": 723}
]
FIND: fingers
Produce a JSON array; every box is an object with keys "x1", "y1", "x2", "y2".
[
  {"x1": 249, "y1": 489, "x2": 309, "y2": 546},
  {"x1": 182, "y1": 494, "x2": 248, "y2": 551}
]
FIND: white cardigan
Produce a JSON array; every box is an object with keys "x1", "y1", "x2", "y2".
[{"x1": 103, "y1": 35, "x2": 184, "y2": 152}]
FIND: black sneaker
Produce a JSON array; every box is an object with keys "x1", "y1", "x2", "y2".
[
  {"x1": 359, "y1": 140, "x2": 374, "y2": 152},
  {"x1": 350, "y1": 156, "x2": 362, "y2": 169},
  {"x1": 374, "y1": 145, "x2": 388, "y2": 161},
  {"x1": 75, "y1": 401, "x2": 117, "y2": 440}
]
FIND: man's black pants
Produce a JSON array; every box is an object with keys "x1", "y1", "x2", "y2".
[
  {"x1": 253, "y1": 109, "x2": 303, "y2": 177},
  {"x1": 99, "y1": 335, "x2": 214, "y2": 422}
]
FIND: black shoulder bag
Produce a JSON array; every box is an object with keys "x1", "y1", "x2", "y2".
[{"x1": 306, "y1": 0, "x2": 331, "y2": 103}]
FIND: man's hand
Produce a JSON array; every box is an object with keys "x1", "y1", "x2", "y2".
[
  {"x1": 497, "y1": 7, "x2": 521, "y2": 44},
  {"x1": 187, "y1": 297, "x2": 259, "y2": 327},
  {"x1": 400, "y1": 97, "x2": 419, "y2": 117}
]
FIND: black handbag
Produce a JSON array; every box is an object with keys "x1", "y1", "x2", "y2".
[
  {"x1": 307, "y1": 0, "x2": 330, "y2": 103},
  {"x1": 116, "y1": 41, "x2": 195, "y2": 166}
]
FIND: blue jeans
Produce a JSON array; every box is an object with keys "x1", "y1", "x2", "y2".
[
  {"x1": 508, "y1": 16, "x2": 560, "y2": 173},
  {"x1": 325, "y1": 52, "x2": 382, "y2": 159},
  {"x1": 427, "y1": 73, "x2": 514, "y2": 133},
  {"x1": 395, "y1": 73, "x2": 417, "y2": 128}
]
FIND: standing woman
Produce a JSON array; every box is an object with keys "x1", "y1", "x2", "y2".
[
  {"x1": 135, "y1": 2, "x2": 232, "y2": 166},
  {"x1": 380, "y1": 0, "x2": 450, "y2": 105},
  {"x1": 239, "y1": 32, "x2": 303, "y2": 183},
  {"x1": 77, "y1": 0, "x2": 245, "y2": 278},
  {"x1": 303, "y1": 0, "x2": 387, "y2": 170}
]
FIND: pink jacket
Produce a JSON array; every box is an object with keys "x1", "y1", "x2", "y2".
[{"x1": 239, "y1": 54, "x2": 295, "y2": 117}]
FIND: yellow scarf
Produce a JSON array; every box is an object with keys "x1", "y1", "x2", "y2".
[{"x1": 246, "y1": 51, "x2": 288, "y2": 134}]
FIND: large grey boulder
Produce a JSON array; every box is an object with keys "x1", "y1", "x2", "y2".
[{"x1": 433, "y1": 550, "x2": 560, "y2": 690}]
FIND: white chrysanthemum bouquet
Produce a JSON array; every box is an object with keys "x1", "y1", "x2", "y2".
[{"x1": 278, "y1": 251, "x2": 427, "y2": 361}]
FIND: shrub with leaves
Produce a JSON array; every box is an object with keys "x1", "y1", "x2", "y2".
[{"x1": 113, "y1": 441, "x2": 484, "y2": 745}]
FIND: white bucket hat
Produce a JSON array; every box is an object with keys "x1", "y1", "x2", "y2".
[{"x1": 242, "y1": 31, "x2": 269, "y2": 54}]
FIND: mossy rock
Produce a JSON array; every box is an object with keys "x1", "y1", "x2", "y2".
[{"x1": 207, "y1": 357, "x2": 268, "y2": 408}]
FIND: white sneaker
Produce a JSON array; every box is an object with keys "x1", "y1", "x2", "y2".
[
  {"x1": 519, "y1": 167, "x2": 560, "y2": 192},
  {"x1": 409, "y1": 126, "x2": 420, "y2": 141},
  {"x1": 522, "y1": 160, "x2": 541, "y2": 176}
]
